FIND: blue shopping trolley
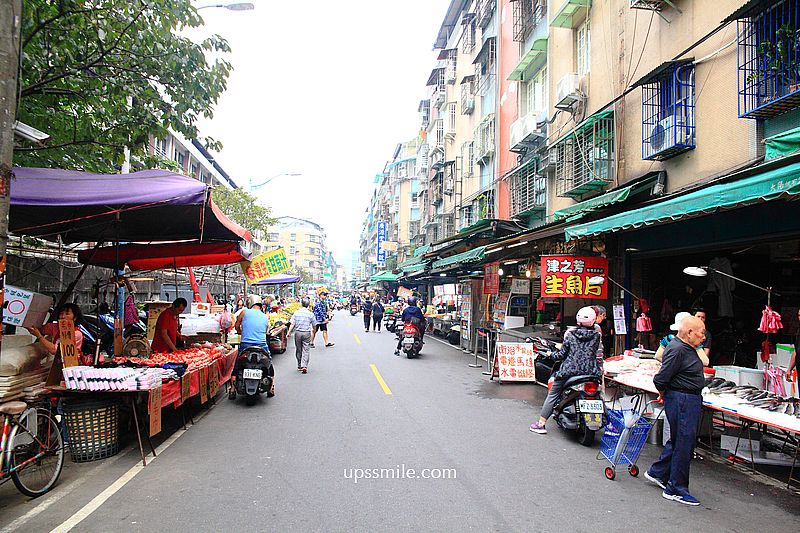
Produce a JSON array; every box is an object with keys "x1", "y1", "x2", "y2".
[{"x1": 598, "y1": 400, "x2": 662, "y2": 480}]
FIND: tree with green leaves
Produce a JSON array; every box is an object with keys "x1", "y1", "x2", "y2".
[
  {"x1": 212, "y1": 187, "x2": 276, "y2": 238},
  {"x1": 14, "y1": 0, "x2": 231, "y2": 172}
]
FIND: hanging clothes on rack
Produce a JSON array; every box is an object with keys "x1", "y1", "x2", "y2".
[{"x1": 758, "y1": 306, "x2": 783, "y2": 333}]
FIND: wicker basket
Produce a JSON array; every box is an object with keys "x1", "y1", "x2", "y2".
[{"x1": 63, "y1": 398, "x2": 120, "y2": 463}]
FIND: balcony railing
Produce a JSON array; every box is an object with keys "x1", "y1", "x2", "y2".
[{"x1": 555, "y1": 112, "x2": 616, "y2": 198}]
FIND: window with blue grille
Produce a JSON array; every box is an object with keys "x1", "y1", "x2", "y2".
[
  {"x1": 641, "y1": 61, "x2": 696, "y2": 161},
  {"x1": 736, "y1": 0, "x2": 800, "y2": 119}
]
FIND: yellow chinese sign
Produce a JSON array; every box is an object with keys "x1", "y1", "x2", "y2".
[{"x1": 241, "y1": 248, "x2": 291, "y2": 284}]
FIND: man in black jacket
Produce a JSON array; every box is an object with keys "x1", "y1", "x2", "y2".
[{"x1": 645, "y1": 315, "x2": 706, "y2": 506}]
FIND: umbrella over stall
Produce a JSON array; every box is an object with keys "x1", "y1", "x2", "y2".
[
  {"x1": 10, "y1": 167, "x2": 251, "y2": 243},
  {"x1": 77, "y1": 241, "x2": 252, "y2": 271}
]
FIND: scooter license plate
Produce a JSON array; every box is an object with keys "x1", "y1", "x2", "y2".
[
  {"x1": 403, "y1": 338, "x2": 414, "y2": 345},
  {"x1": 243, "y1": 369, "x2": 262, "y2": 380},
  {"x1": 578, "y1": 399, "x2": 604, "y2": 413}
]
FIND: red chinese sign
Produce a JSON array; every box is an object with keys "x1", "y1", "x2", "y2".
[
  {"x1": 539, "y1": 255, "x2": 608, "y2": 299},
  {"x1": 483, "y1": 262, "x2": 500, "y2": 295},
  {"x1": 494, "y1": 342, "x2": 537, "y2": 382}
]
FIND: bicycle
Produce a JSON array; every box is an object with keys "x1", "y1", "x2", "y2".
[{"x1": 0, "y1": 400, "x2": 64, "y2": 497}]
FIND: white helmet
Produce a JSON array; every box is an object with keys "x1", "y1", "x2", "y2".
[{"x1": 576, "y1": 306, "x2": 597, "y2": 327}]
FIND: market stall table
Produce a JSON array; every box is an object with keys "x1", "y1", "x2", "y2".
[{"x1": 48, "y1": 347, "x2": 237, "y2": 466}]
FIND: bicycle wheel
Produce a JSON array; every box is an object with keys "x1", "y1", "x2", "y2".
[{"x1": 10, "y1": 409, "x2": 65, "y2": 497}]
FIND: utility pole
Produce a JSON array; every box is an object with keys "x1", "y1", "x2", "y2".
[{"x1": 0, "y1": 1, "x2": 22, "y2": 358}]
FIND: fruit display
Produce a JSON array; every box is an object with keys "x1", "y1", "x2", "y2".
[{"x1": 115, "y1": 344, "x2": 230, "y2": 372}]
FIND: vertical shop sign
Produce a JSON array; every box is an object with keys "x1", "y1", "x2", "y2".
[
  {"x1": 539, "y1": 255, "x2": 608, "y2": 299},
  {"x1": 483, "y1": 262, "x2": 500, "y2": 295},
  {"x1": 149, "y1": 385, "x2": 162, "y2": 436},
  {"x1": 377, "y1": 222, "x2": 387, "y2": 267},
  {"x1": 58, "y1": 319, "x2": 79, "y2": 367}
]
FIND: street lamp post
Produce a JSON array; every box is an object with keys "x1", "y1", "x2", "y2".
[
  {"x1": 197, "y1": 3, "x2": 255, "y2": 11},
  {"x1": 249, "y1": 172, "x2": 302, "y2": 192}
]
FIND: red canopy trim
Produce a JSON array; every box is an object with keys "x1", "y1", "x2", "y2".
[{"x1": 77, "y1": 241, "x2": 252, "y2": 270}]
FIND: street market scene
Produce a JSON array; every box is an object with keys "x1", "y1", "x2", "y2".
[{"x1": 1, "y1": 0, "x2": 800, "y2": 531}]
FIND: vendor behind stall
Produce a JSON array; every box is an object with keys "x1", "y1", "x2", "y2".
[
  {"x1": 655, "y1": 312, "x2": 709, "y2": 366},
  {"x1": 151, "y1": 298, "x2": 188, "y2": 353},
  {"x1": 26, "y1": 303, "x2": 84, "y2": 358}
]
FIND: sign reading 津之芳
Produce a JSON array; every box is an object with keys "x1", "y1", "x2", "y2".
[{"x1": 377, "y1": 222, "x2": 387, "y2": 267}]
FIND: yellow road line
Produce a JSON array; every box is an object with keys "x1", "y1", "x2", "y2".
[
  {"x1": 370, "y1": 364, "x2": 392, "y2": 395},
  {"x1": 354, "y1": 334, "x2": 362, "y2": 345}
]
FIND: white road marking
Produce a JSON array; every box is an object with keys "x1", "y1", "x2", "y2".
[{"x1": 48, "y1": 407, "x2": 211, "y2": 533}]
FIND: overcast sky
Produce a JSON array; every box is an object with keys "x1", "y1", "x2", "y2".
[{"x1": 192, "y1": 0, "x2": 450, "y2": 271}]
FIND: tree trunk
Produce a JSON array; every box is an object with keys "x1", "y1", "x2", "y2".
[{"x1": 0, "y1": 1, "x2": 22, "y2": 361}]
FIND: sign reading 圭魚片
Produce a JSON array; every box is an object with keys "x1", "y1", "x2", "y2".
[
  {"x1": 539, "y1": 255, "x2": 608, "y2": 299},
  {"x1": 241, "y1": 248, "x2": 291, "y2": 284}
]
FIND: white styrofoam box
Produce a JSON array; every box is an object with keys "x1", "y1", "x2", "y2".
[
  {"x1": 503, "y1": 316, "x2": 525, "y2": 330},
  {"x1": 720, "y1": 429, "x2": 761, "y2": 453},
  {"x1": 738, "y1": 368, "x2": 765, "y2": 389},
  {"x1": 774, "y1": 344, "x2": 794, "y2": 369},
  {"x1": 757, "y1": 359, "x2": 766, "y2": 370},
  {"x1": 713, "y1": 366, "x2": 737, "y2": 383},
  {"x1": 714, "y1": 365, "x2": 764, "y2": 388},
  {"x1": 782, "y1": 377, "x2": 797, "y2": 399}
]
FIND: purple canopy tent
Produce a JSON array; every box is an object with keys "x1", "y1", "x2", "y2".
[
  {"x1": 254, "y1": 273, "x2": 301, "y2": 285},
  {"x1": 10, "y1": 167, "x2": 251, "y2": 243}
]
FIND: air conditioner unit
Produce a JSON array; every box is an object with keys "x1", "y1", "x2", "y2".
[
  {"x1": 649, "y1": 114, "x2": 690, "y2": 154},
  {"x1": 555, "y1": 73, "x2": 582, "y2": 110}
]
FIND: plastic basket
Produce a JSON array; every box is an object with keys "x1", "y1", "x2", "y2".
[
  {"x1": 600, "y1": 409, "x2": 653, "y2": 467},
  {"x1": 62, "y1": 398, "x2": 120, "y2": 463}
]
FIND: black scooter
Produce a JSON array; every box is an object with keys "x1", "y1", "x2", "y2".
[
  {"x1": 532, "y1": 337, "x2": 605, "y2": 447},
  {"x1": 384, "y1": 313, "x2": 398, "y2": 333},
  {"x1": 230, "y1": 346, "x2": 274, "y2": 406},
  {"x1": 349, "y1": 304, "x2": 358, "y2": 316}
]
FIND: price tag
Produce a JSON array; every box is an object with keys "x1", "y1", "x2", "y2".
[
  {"x1": 199, "y1": 367, "x2": 209, "y2": 404},
  {"x1": 181, "y1": 373, "x2": 191, "y2": 403},
  {"x1": 148, "y1": 386, "x2": 162, "y2": 437},
  {"x1": 208, "y1": 364, "x2": 219, "y2": 398},
  {"x1": 58, "y1": 319, "x2": 79, "y2": 367}
]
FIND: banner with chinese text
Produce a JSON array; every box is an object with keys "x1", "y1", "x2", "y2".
[
  {"x1": 377, "y1": 222, "x2": 387, "y2": 267},
  {"x1": 495, "y1": 342, "x2": 537, "y2": 382},
  {"x1": 540, "y1": 255, "x2": 608, "y2": 299},
  {"x1": 241, "y1": 248, "x2": 291, "y2": 284},
  {"x1": 483, "y1": 262, "x2": 500, "y2": 295}
]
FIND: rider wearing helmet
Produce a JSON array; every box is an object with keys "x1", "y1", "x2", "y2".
[
  {"x1": 394, "y1": 296, "x2": 426, "y2": 356},
  {"x1": 529, "y1": 307, "x2": 601, "y2": 435}
]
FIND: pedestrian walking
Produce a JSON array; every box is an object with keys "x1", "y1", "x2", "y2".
[
  {"x1": 372, "y1": 298, "x2": 385, "y2": 332},
  {"x1": 362, "y1": 298, "x2": 372, "y2": 332},
  {"x1": 311, "y1": 291, "x2": 334, "y2": 348},
  {"x1": 288, "y1": 297, "x2": 316, "y2": 373},
  {"x1": 644, "y1": 316, "x2": 706, "y2": 506}
]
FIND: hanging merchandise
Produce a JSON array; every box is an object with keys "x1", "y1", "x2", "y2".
[
  {"x1": 707, "y1": 257, "x2": 735, "y2": 317},
  {"x1": 638, "y1": 298, "x2": 649, "y2": 314},
  {"x1": 760, "y1": 338, "x2": 772, "y2": 364},
  {"x1": 636, "y1": 313, "x2": 652, "y2": 332},
  {"x1": 764, "y1": 365, "x2": 787, "y2": 397},
  {"x1": 660, "y1": 298, "x2": 673, "y2": 324},
  {"x1": 758, "y1": 306, "x2": 783, "y2": 333},
  {"x1": 124, "y1": 294, "x2": 139, "y2": 327}
]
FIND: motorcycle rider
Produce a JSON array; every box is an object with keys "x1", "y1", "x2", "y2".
[
  {"x1": 394, "y1": 296, "x2": 426, "y2": 356},
  {"x1": 234, "y1": 301, "x2": 274, "y2": 397},
  {"x1": 529, "y1": 307, "x2": 601, "y2": 434}
]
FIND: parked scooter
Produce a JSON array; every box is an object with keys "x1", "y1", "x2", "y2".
[
  {"x1": 230, "y1": 346, "x2": 274, "y2": 406},
  {"x1": 267, "y1": 321, "x2": 288, "y2": 355},
  {"x1": 533, "y1": 338, "x2": 604, "y2": 446},
  {"x1": 399, "y1": 321, "x2": 424, "y2": 358}
]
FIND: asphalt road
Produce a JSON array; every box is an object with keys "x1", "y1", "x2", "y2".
[{"x1": 2, "y1": 313, "x2": 799, "y2": 532}]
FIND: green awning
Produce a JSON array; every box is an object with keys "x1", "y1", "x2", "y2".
[
  {"x1": 432, "y1": 246, "x2": 487, "y2": 269},
  {"x1": 765, "y1": 126, "x2": 800, "y2": 161},
  {"x1": 370, "y1": 271, "x2": 399, "y2": 282},
  {"x1": 398, "y1": 257, "x2": 419, "y2": 269},
  {"x1": 413, "y1": 244, "x2": 430, "y2": 257},
  {"x1": 551, "y1": 0, "x2": 591, "y2": 28},
  {"x1": 554, "y1": 186, "x2": 633, "y2": 220},
  {"x1": 458, "y1": 218, "x2": 491, "y2": 234},
  {"x1": 401, "y1": 261, "x2": 428, "y2": 274},
  {"x1": 565, "y1": 161, "x2": 800, "y2": 240},
  {"x1": 507, "y1": 39, "x2": 548, "y2": 81}
]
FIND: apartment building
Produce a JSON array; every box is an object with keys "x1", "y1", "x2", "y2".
[
  {"x1": 148, "y1": 130, "x2": 237, "y2": 189},
  {"x1": 265, "y1": 216, "x2": 334, "y2": 283}
]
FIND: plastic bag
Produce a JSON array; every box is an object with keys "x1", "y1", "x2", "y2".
[{"x1": 219, "y1": 309, "x2": 234, "y2": 332}]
